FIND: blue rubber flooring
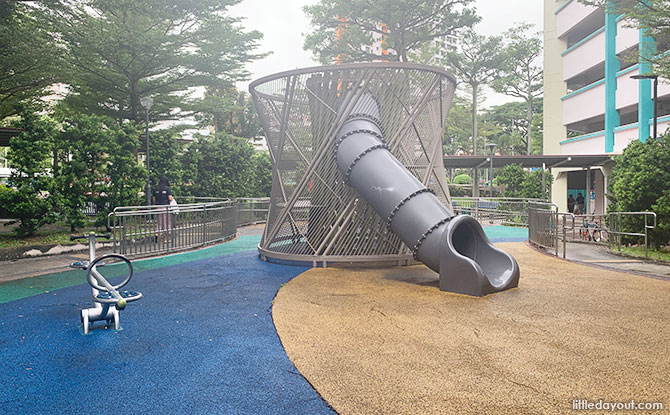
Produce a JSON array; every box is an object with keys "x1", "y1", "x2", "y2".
[{"x1": 0, "y1": 250, "x2": 336, "y2": 415}]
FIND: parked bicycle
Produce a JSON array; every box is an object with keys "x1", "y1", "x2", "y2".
[{"x1": 578, "y1": 216, "x2": 608, "y2": 243}]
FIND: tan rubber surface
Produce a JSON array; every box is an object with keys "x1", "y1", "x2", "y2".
[{"x1": 273, "y1": 243, "x2": 670, "y2": 415}]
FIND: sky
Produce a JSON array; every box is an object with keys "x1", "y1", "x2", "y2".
[{"x1": 229, "y1": 0, "x2": 544, "y2": 108}]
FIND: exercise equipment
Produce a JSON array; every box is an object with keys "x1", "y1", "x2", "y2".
[{"x1": 70, "y1": 232, "x2": 142, "y2": 334}]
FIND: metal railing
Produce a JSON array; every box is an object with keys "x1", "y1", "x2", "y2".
[
  {"x1": 107, "y1": 201, "x2": 237, "y2": 258},
  {"x1": 566, "y1": 214, "x2": 608, "y2": 244},
  {"x1": 236, "y1": 198, "x2": 270, "y2": 226},
  {"x1": 529, "y1": 208, "x2": 658, "y2": 258},
  {"x1": 528, "y1": 202, "x2": 559, "y2": 255},
  {"x1": 452, "y1": 197, "x2": 545, "y2": 227},
  {"x1": 609, "y1": 211, "x2": 657, "y2": 256}
]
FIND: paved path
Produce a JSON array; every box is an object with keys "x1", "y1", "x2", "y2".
[{"x1": 560, "y1": 242, "x2": 670, "y2": 280}]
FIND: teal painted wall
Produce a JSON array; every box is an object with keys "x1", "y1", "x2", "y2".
[
  {"x1": 604, "y1": 4, "x2": 620, "y2": 153},
  {"x1": 638, "y1": 29, "x2": 656, "y2": 143}
]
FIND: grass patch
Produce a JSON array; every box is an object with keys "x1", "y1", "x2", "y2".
[
  {"x1": 0, "y1": 223, "x2": 105, "y2": 248},
  {"x1": 614, "y1": 245, "x2": 670, "y2": 262}
]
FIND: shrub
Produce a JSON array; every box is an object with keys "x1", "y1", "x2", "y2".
[
  {"x1": 608, "y1": 134, "x2": 670, "y2": 247},
  {"x1": 453, "y1": 174, "x2": 471, "y2": 184}
]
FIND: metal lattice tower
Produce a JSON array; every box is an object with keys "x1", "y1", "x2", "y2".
[{"x1": 250, "y1": 62, "x2": 456, "y2": 265}]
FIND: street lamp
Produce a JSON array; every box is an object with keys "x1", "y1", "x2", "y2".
[
  {"x1": 485, "y1": 143, "x2": 496, "y2": 198},
  {"x1": 631, "y1": 73, "x2": 659, "y2": 141},
  {"x1": 485, "y1": 143, "x2": 496, "y2": 224},
  {"x1": 140, "y1": 96, "x2": 153, "y2": 205}
]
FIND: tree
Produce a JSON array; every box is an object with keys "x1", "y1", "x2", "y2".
[
  {"x1": 193, "y1": 88, "x2": 260, "y2": 138},
  {"x1": 496, "y1": 163, "x2": 553, "y2": 199},
  {"x1": 443, "y1": 30, "x2": 506, "y2": 196},
  {"x1": 148, "y1": 129, "x2": 184, "y2": 196},
  {"x1": 103, "y1": 122, "x2": 146, "y2": 223},
  {"x1": 250, "y1": 151, "x2": 272, "y2": 197},
  {"x1": 303, "y1": 0, "x2": 479, "y2": 63},
  {"x1": 491, "y1": 23, "x2": 543, "y2": 155},
  {"x1": 0, "y1": 106, "x2": 59, "y2": 236},
  {"x1": 0, "y1": 2, "x2": 61, "y2": 120},
  {"x1": 41, "y1": 0, "x2": 264, "y2": 124},
  {"x1": 443, "y1": 96, "x2": 475, "y2": 156},
  {"x1": 53, "y1": 115, "x2": 115, "y2": 231},
  {"x1": 181, "y1": 134, "x2": 257, "y2": 198},
  {"x1": 480, "y1": 99, "x2": 544, "y2": 155},
  {"x1": 443, "y1": 30, "x2": 506, "y2": 156},
  {"x1": 608, "y1": 133, "x2": 670, "y2": 246},
  {"x1": 496, "y1": 164, "x2": 526, "y2": 198}
]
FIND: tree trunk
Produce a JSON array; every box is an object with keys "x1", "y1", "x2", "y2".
[
  {"x1": 472, "y1": 84, "x2": 478, "y2": 155},
  {"x1": 129, "y1": 79, "x2": 138, "y2": 123},
  {"x1": 526, "y1": 97, "x2": 533, "y2": 154},
  {"x1": 472, "y1": 84, "x2": 479, "y2": 197}
]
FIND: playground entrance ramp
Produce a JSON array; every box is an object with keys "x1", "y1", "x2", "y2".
[{"x1": 250, "y1": 63, "x2": 518, "y2": 296}]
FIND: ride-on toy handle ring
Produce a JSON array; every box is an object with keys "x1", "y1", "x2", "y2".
[{"x1": 86, "y1": 254, "x2": 134, "y2": 291}]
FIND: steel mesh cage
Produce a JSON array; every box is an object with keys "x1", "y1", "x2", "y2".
[{"x1": 249, "y1": 62, "x2": 456, "y2": 264}]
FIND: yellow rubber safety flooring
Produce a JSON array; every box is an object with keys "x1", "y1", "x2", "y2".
[{"x1": 273, "y1": 243, "x2": 670, "y2": 415}]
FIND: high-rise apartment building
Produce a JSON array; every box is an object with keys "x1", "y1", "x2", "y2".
[{"x1": 544, "y1": 0, "x2": 667, "y2": 213}]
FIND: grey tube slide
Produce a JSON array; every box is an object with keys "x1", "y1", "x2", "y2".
[{"x1": 335, "y1": 92, "x2": 519, "y2": 296}]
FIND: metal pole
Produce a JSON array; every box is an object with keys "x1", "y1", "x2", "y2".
[
  {"x1": 644, "y1": 214, "x2": 649, "y2": 257},
  {"x1": 653, "y1": 77, "x2": 658, "y2": 141},
  {"x1": 489, "y1": 147, "x2": 494, "y2": 224},
  {"x1": 145, "y1": 108, "x2": 151, "y2": 206},
  {"x1": 489, "y1": 150, "x2": 494, "y2": 198},
  {"x1": 541, "y1": 162, "x2": 546, "y2": 201}
]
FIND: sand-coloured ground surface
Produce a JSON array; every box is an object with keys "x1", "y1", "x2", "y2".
[{"x1": 273, "y1": 243, "x2": 670, "y2": 415}]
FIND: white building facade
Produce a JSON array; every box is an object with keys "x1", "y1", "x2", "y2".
[{"x1": 544, "y1": 0, "x2": 666, "y2": 213}]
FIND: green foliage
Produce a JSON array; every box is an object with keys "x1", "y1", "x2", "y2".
[
  {"x1": 496, "y1": 164, "x2": 526, "y2": 197},
  {"x1": 0, "y1": 184, "x2": 10, "y2": 218},
  {"x1": 496, "y1": 164, "x2": 552, "y2": 199},
  {"x1": 1, "y1": 106, "x2": 58, "y2": 236},
  {"x1": 51, "y1": 114, "x2": 145, "y2": 230},
  {"x1": 148, "y1": 129, "x2": 184, "y2": 196},
  {"x1": 608, "y1": 133, "x2": 670, "y2": 246},
  {"x1": 448, "y1": 184, "x2": 469, "y2": 197},
  {"x1": 442, "y1": 30, "x2": 506, "y2": 155},
  {"x1": 41, "y1": 0, "x2": 264, "y2": 123},
  {"x1": 480, "y1": 99, "x2": 544, "y2": 155},
  {"x1": 453, "y1": 174, "x2": 471, "y2": 184},
  {"x1": 0, "y1": 3, "x2": 60, "y2": 119},
  {"x1": 444, "y1": 96, "x2": 474, "y2": 155},
  {"x1": 53, "y1": 114, "x2": 111, "y2": 231},
  {"x1": 182, "y1": 134, "x2": 268, "y2": 198},
  {"x1": 491, "y1": 23, "x2": 543, "y2": 154},
  {"x1": 303, "y1": 0, "x2": 479, "y2": 63},
  {"x1": 250, "y1": 151, "x2": 272, "y2": 197},
  {"x1": 99, "y1": 121, "x2": 145, "y2": 223},
  {"x1": 521, "y1": 169, "x2": 553, "y2": 199},
  {"x1": 192, "y1": 89, "x2": 260, "y2": 138}
]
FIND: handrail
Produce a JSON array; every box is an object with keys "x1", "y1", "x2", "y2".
[
  {"x1": 558, "y1": 212, "x2": 575, "y2": 258},
  {"x1": 107, "y1": 201, "x2": 237, "y2": 258},
  {"x1": 528, "y1": 202, "x2": 559, "y2": 256},
  {"x1": 609, "y1": 211, "x2": 657, "y2": 256}
]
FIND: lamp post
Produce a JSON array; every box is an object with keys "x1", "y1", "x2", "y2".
[
  {"x1": 485, "y1": 143, "x2": 496, "y2": 224},
  {"x1": 631, "y1": 73, "x2": 659, "y2": 141},
  {"x1": 140, "y1": 96, "x2": 153, "y2": 206},
  {"x1": 485, "y1": 143, "x2": 496, "y2": 198}
]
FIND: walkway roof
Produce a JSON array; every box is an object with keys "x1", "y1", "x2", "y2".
[{"x1": 443, "y1": 154, "x2": 615, "y2": 169}]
